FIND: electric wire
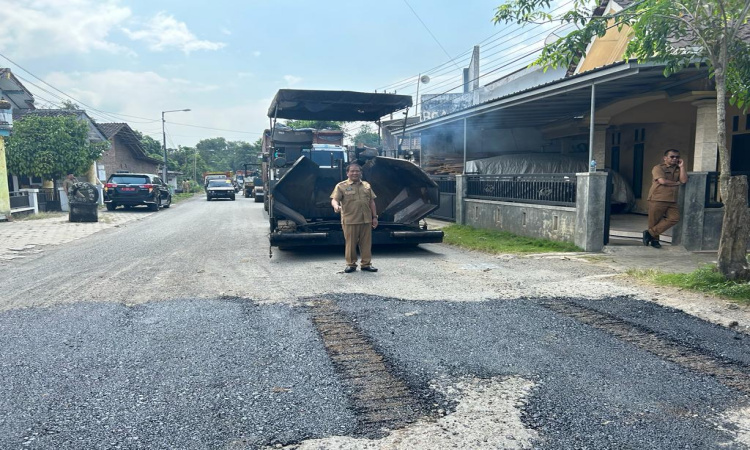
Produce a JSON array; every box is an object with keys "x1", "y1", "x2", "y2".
[{"x1": 376, "y1": 0, "x2": 576, "y2": 93}]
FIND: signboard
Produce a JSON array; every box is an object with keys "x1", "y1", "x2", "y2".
[{"x1": 420, "y1": 93, "x2": 472, "y2": 121}]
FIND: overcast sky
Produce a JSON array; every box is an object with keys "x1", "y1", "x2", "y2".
[{"x1": 0, "y1": 0, "x2": 564, "y2": 147}]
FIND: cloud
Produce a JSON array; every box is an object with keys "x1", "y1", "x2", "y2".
[
  {"x1": 123, "y1": 12, "x2": 226, "y2": 54},
  {"x1": 253, "y1": 51, "x2": 261, "y2": 57},
  {"x1": 33, "y1": 70, "x2": 267, "y2": 147},
  {"x1": 0, "y1": 0, "x2": 133, "y2": 57},
  {"x1": 220, "y1": 27, "x2": 232, "y2": 36},
  {"x1": 283, "y1": 75, "x2": 302, "y2": 86}
]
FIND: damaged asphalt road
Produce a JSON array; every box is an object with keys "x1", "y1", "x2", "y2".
[{"x1": 1, "y1": 294, "x2": 748, "y2": 449}]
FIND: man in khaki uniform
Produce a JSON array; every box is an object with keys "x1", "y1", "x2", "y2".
[
  {"x1": 62, "y1": 172, "x2": 78, "y2": 195},
  {"x1": 331, "y1": 163, "x2": 379, "y2": 273},
  {"x1": 643, "y1": 149, "x2": 688, "y2": 248}
]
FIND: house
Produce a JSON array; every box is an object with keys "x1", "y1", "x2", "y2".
[
  {"x1": 398, "y1": 0, "x2": 749, "y2": 251},
  {"x1": 10, "y1": 109, "x2": 108, "y2": 189},
  {"x1": 1, "y1": 68, "x2": 36, "y2": 202},
  {"x1": 96, "y1": 123, "x2": 161, "y2": 182}
]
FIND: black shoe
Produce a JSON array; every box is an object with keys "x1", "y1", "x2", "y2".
[
  {"x1": 360, "y1": 266, "x2": 378, "y2": 272},
  {"x1": 344, "y1": 266, "x2": 356, "y2": 273},
  {"x1": 642, "y1": 230, "x2": 652, "y2": 246},
  {"x1": 651, "y1": 240, "x2": 662, "y2": 249}
]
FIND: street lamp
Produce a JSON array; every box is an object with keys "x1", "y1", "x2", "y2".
[{"x1": 162, "y1": 108, "x2": 191, "y2": 182}]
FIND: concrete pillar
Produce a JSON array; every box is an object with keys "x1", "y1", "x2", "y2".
[
  {"x1": 593, "y1": 124, "x2": 607, "y2": 168},
  {"x1": 574, "y1": 172, "x2": 608, "y2": 252},
  {"x1": 675, "y1": 172, "x2": 707, "y2": 250},
  {"x1": 0, "y1": 137, "x2": 10, "y2": 217},
  {"x1": 692, "y1": 99, "x2": 719, "y2": 171},
  {"x1": 59, "y1": 187, "x2": 69, "y2": 212},
  {"x1": 455, "y1": 175, "x2": 467, "y2": 225},
  {"x1": 19, "y1": 188, "x2": 39, "y2": 214}
]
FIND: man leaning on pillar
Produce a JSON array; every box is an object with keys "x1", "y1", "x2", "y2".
[{"x1": 643, "y1": 149, "x2": 688, "y2": 249}]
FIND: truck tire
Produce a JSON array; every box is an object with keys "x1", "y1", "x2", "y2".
[{"x1": 254, "y1": 194, "x2": 262, "y2": 203}]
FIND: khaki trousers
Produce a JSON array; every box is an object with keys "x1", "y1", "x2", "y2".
[
  {"x1": 648, "y1": 201, "x2": 680, "y2": 240},
  {"x1": 343, "y1": 223, "x2": 372, "y2": 267}
]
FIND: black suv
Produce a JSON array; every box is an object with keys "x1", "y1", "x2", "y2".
[{"x1": 104, "y1": 173, "x2": 172, "y2": 211}]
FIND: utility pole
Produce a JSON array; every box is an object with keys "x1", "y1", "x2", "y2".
[{"x1": 161, "y1": 108, "x2": 191, "y2": 183}]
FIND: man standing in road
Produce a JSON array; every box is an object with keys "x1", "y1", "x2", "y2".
[
  {"x1": 643, "y1": 149, "x2": 688, "y2": 248},
  {"x1": 62, "y1": 172, "x2": 77, "y2": 195},
  {"x1": 331, "y1": 163, "x2": 379, "y2": 273}
]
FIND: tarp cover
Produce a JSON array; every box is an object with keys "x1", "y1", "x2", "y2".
[
  {"x1": 268, "y1": 89, "x2": 413, "y2": 121},
  {"x1": 466, "y1": 153, "x2": 635, "y2": 211}
]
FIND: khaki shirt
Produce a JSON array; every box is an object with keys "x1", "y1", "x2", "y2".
[
  {"x1": 62, "y1": 177, "x2": 78, "y2": 194},
  {"x1": 331, "y1": 179, "x2": 377, "y2": 225},
  {"x1": 647, "y1": 164, "x2": 681, "y2": 203}
]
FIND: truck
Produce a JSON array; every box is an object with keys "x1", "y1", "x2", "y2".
[
  {"x1": 240, "y1": 165, "x2": 264, "y2": 202},
  {"x1": 263, "y1": 89, "x2": 444, "y2": 253},
  {"x1": 203, "y1": 171, "x2": 232, "y2": 188}
]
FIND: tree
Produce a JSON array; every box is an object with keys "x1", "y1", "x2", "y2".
[
  {"x1": 133, "y1": 130, "x2": 163, "y2": 160},
  {"x1": 284, "y1": 120, "x2": 343, "y2": 130},
  {"x1": 60, "y1": 100, "x2": 80, "y2": 110},
  {"x1": 352, "y1": 124, "x2": 381, "y2": 147},
  {"x1": 494, "y1": 0, "x2": 750, "y2": 280},
  {"x1": 6, "y1": 115, "x2": 107, "y2": 184}
]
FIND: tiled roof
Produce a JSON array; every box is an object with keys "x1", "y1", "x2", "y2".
[
  {"x1": 97, "y1": 122, "x2": 127, "y2": 139},
  {"x1": 98, "y1": 122, "x2": 161, "y2": 164}
]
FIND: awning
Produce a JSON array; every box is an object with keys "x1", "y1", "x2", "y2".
[
  {"x1": 399, "y1": 61, "x2": 710, "y2": 134},
  {"x1": 267, "y1": 89, "x2": 413, "y2": 122}
]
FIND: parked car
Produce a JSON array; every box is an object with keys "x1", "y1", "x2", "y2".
[
  {"x1": 206, "y1": 179, "x2": 236, "y2": 201},
  {"x1": 104, "y1": 173, "x2": 172, "y2": 211}
]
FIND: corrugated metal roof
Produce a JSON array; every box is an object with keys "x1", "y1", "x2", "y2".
[{"x1": 402, "y1": 61, "x2": 709, "y2": 134}]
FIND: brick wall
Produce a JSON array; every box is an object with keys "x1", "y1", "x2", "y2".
[{"x1": 97, "y1": 135, "x2": 159, "y2": 179}]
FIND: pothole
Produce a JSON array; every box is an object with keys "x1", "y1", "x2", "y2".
[{"x1": 283, "y1": 375, "x2": 538, "y2": 450}]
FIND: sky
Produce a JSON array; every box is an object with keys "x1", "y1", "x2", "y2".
[{"x1": 0, "y1": 0, "x2": 565, "y2": 148}]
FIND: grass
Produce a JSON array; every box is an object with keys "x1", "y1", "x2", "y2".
[
  {"x1": 442, "y1": 224, "x2": 582, "y2": 254},
  {"x1": 12, "y1": 211, "x2": 65, "y2": 221},
  {"x1": 627, "y1": 265, "x2": 750, "y2": 303},
  {"x1": 171, "y1": 192, "x2": 196, "y2": 203}
]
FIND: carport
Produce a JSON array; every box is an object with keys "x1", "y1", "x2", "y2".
[{"x1": 397, "y1": 61, "x2": 711, "y2": 251}]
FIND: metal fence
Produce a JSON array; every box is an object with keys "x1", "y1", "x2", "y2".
[
  {"x1": 429, "y1": 175, "x2": 456, "y2": 221},
  {"x1": 466, "y1": 173, "x2": 577, "y2": 207},
  {"x1": 9, "y1": 192, "x2": 31, "y2": 209},
  {"x1": 705, "y1": 172, "x2": 750, "y2": 208}
]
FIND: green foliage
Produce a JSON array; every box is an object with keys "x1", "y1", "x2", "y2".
[
  {"x1": 628, "y1": 265, "x2": 750, "y2": 303},
  {"x1": 59, "y1": 100, "x2": 80, "y2": 110},
  {"x1": 443, "y1": 224, "x2": 582, "y2": 253},
  {"x1": 352, "y1": 124, "x2": 380, "y2": 147},
  {"x1": 6, "y1": 115, "x2": 107, "y2": 180},
  {"x1": 133, "y1": 130, "x2": 163, "y2": 159},
  {"x1": 492, "y1": 0, "x2": 750, "y2": 110},
  {"x1": 284, "y1": 120, "x2": 343, "y2": 130},
  {"x1": 193, "y1": 137, "x2": 262, "y2": 176}
]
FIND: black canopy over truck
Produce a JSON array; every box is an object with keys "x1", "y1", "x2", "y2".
[{"x1": 264, "y1": 89, "x2": 444, "y2": 251}]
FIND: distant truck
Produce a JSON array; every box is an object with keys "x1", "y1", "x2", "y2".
[
  {"x1": 203, "y1": 171, "x2": 232, "y2": 188},
  {"x1": 240, "y1": 165, "x2": 263, "y2": 202},
  {"x1": 263, "y1": 89, "x2": 444, "y2": 252}
]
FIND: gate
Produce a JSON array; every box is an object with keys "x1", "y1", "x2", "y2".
[{"x1": 430, "y1": 176, "x2": 456, "y2": 222}]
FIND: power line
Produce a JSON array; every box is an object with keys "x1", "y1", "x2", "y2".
[
  {"x1": 402, "y1": 0, "x2": 462, "y2": 70},
  {"x1": 377, "y1": 0, "x2": 576, "y2": 94},
  {"x1": 0, "y1": 51, "x2": 159, "y2": 124}
]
